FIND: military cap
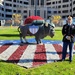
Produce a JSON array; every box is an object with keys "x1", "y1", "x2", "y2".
[{"x1": 68, "y1": 16, "x2": 72, "y2": 20}]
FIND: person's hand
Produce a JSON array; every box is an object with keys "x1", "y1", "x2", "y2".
[{"x1": 66, "y1": 36, "x2": 71, "y2": 40}]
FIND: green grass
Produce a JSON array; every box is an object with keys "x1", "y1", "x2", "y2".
[
  {"x1": 0, "y1": 26, "x2": 75, "y2": 75},
  {"x1": 0, "y1": 26, "x2": 19, "y2": 40},
  {"x1": 0, "y1": 26, "x2": 62, "y2": 40},
  {"x1": 0, "y1": 56, "x2": 75, "y2": 75},
  {"x1": 44, "y1": 28, "x2": 62, "y2": 40}
]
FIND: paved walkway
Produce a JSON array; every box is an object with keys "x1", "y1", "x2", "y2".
[{"x1": 0, "y1": 39, "x2": 75, "y2": 68}]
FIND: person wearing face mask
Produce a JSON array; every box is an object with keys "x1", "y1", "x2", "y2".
[{"x1": 62, "y1": 16, "x2": 75, "y2": 63}]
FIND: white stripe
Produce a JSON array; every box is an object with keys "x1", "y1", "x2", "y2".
[
  {"x1": 45, "y1": 44, "x2": 60, "y2": 63},
  {"x1": 0, "y1": 45, "x2": 2, "y2": 47},
  {"x1": 73, "y1": 46, "x2": 75, "y2": 54},
  {"x1": 0, "y1": 43, "x2": 5, "y2": 47},
  {"x1": 0, "y1": 45, "x2": 19, "y2": 60},
  {"x1": 18, "y1": 45, "x2": 36, "y2": 68}
]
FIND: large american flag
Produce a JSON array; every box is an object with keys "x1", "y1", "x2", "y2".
[{"x1": 0, "y1": 41, "x2": 75, "y2": 68}]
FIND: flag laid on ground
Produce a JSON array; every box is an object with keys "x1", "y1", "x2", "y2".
[{"x1": 0, "y1": 40, "x2": 75, "y2": 68}]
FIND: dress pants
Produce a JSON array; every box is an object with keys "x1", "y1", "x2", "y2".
[{"x1": 62, "y1": 42, "x2": 74, "y2": 62}]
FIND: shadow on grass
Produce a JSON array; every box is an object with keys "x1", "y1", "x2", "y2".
[
  {"x1": 0, "y1": 34, "x2": 19, "y2": 37},
  {"x1": 0, "y1": 59, "x2": 28, "y2": 69}
]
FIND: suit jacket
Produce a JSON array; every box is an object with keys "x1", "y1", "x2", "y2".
[{"x1": 62, "y1": 23, "x2": 75, "y2": 42}]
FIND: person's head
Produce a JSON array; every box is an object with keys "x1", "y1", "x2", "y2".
[{"x1": 67, "y1": 16, "x2": 73, "y2": 24}]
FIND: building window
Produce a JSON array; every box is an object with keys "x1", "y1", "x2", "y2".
[
  {"x1": 48, "y1": 11, "x2": 51, "y2": 14},
  {"x1": 52, "y1": 6, "x2": 55, "y2": 8},
  {"x1": 41, "y1": 0, "x2": 44, "y2": 5},
  {"x1": 2, "y1": 14, "x2": 4, "y2": 17},
  {"x1": 5, "y1": 3, "x2": 12, "y2": 6},
  {"x1": 73, "y1": 1, "x2": 75, "y2": 4},
  {"x1": 23, "y1": 15, "x2": 27, "y2": 18},
  {"x1": 58, "y1": 1, "x2": 61, "y2": 3},
  {"x1": 6, "y1": 14, "x2": 12, "y2": 18},
  {"x1": 62, "y1": 4, "x2": 69, "y2": 7},
  {"x1": 13, "y1": 10, "x2": 16, "y2": 13},
  {"x1": 5, "y1": 3, "x2": 9, "y2": 6},
  {"x1": 13, "y1": 4, "x2": 16, "y2": 7},
  {"x1": 6, "y1": 9, "x2": 12, "y2": 12},
  {"x1": 37, "y1": 0, "x2": 39, "y2": 5},
  {"x1": 2, "y1": 8, "x2": 4, "y2": 11},
  {"x1": 54, "y1": 11, "x2": 57, "y2": 14},
  {"x1": 62, "y1": 5, "x2": 66, "y2": 8},
  {"x1": 58, "y1": 11, "x2": 61, "y2": 13},
  {"x1": 37, "y1": 10, "x2": 40, "y2": 16},
  {"x1": 73, "y1": 14, "x2": 75, "y2": 17},
  {"x1": 18, "y1": 10, "x2": 21, "y2": 13},
  {"x1": 24, "y1": 2, "x2": 28, "y2": 5},
  {"x1": 23, "y1": 10, "x2": 27, "y2": 13},
  {"x1": 20, "y1": 1, "x2": 22, "y2": 3},
  {"x1": 52, "y1": 2, "x2": 55, "y2": 4},
  {"x1": 13, "y1": 0, "x2": 16, "y2": 2},
  {"x1": 63, "y1": 0, "x2": 69, "y2": 2},
  {"x1": 73, "y1": 7, "x2": 75, "y2": 11},
  {"x1": 62, "y1": 10, "x2": 68, "y2": 13},
  {"x1": 46, "y1": 2, "x2": 51, "y2": 5},
  {"x1": 31, "y1": 0, "x2": 34, "y2": 5},
  {"x1": 58, "y1": 5, "x2": 61, "y2": 8}
]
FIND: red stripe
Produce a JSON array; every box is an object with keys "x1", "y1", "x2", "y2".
[
  {"x1": 33, "y1": 44, "x2": 47, "y2": 67},
  {"x1": 74, "y1": 45, "x2": 75, "y2": 50},
  {"x1": 53, "y1": 44, "x2": 69, "y2": 60},
  {"x1": 0, "y1": 44, "x2": 12, "y2": 54},
  {"x1": 7, "y1": 45, "x2": 28, "y2": 63},
  {"x1": 53, "y1": 44, "x2": 63, "y2": 59}
]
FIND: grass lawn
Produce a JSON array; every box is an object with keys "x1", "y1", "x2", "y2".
[
  {"x1": 0, "y1": 26, "x2": 75, "y2": 75},
  {"x1": 0, "y1": 56, "x2": 75, "y2": 75},
  {"x1": 0, "y1": 26, "x2": 63, "y2": 40}
]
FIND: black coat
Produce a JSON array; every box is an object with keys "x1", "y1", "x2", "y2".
[{"x1": 62, "y1": 23, "x2": 75, "y2": 42}]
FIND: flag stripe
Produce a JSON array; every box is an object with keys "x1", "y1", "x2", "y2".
[
  {"x1": 53, "y1": 44, "x2": 63, "y2": 59},
  {"x1": 1, "y1": 42, "x2": 75, "y2": 68},
  {"x1": 45, "y1": 44, "x2": 60, "y2": 63},
  {"x1": 0, "y1": 45, "x2": 19, "y2": 60},
  {"x1": 18, "y1": 45, "x2": 36, "y2": 68},
  {"x1": 7, "y1": 45, "x2": 28, "y2": 63},
  {"x1": 53, "y1": 44, "x2": 69, "y2": 59},
  {"x1": 73, "y1": 45, "x2": 75, "y2": 54},
  {"x1": 0, "y1": 44, "x2": 13, "y2": 54},
  {"x1": 33, "y1": 44, "x2": 47, "y2": 67}
]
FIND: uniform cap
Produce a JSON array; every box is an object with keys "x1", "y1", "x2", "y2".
[{"x1": 68, "y1": 16, "x2": 72, "y2": 20}]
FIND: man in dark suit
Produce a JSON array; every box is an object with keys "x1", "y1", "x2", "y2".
[{"x1": 62, "y1": 16, "x2": 75, "y2": 63}]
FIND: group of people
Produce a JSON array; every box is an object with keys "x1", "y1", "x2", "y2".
[{"x1": 62, "y1": 16, "x2": 75, "y2": 63}]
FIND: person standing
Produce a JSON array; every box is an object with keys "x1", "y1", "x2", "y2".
[{"x1": 62, "y1": 16, "x2": 75, "y2": 63}]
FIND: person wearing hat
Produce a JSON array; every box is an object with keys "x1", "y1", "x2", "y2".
[{"x1": 62, "y1": 16, "x2": 75, "y2": 63}]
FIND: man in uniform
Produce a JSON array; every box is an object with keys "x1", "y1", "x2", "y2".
[{"x1": 62, "y1": 16, "x2": 75, "y2": 63}]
